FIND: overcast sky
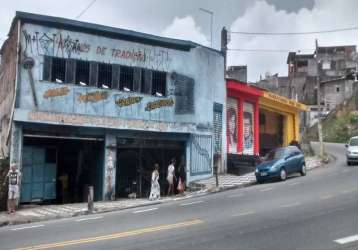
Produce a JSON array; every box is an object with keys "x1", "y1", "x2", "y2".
[{"x1": 1, "y1": 0, "x2": 358, "y2": 81}]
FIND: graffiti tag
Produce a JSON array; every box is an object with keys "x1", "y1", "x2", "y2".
[{"x1": 22, "y1": 30, "x2": 90, "y2": 58}]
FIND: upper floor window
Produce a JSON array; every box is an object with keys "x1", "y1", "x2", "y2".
[
  {"x1": 75, "y1": 60, "x2": 90, "y2": 85},
  {"x1": 43, "y1": 56, "x2": 167, "y2": 96},
  {"x1": 51, "y1": 57, "x2": 66, "y2": 83},
  {"x1": 120, "y1": 66, "x2": 134, "y2": 91},
  {"x1": 152, "y1": 71, "x2": 166, "y2": 96},
  {"x1": 98, "y1": 63, "x2": 112, "y2": 88}
]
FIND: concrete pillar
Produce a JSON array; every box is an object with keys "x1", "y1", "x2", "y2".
[
  {"x1": 9, "y1": 122, "x2": 23, "y2": 168},
  {"x1": 103, "y1": 134, "x2": 117, "y2": 201}
]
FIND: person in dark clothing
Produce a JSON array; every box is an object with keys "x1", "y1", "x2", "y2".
[{"x1": 177, "y1": 156, "x2": 186, "y2": 194}]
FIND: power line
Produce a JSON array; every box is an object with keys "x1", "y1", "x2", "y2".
[
  {"x1": 228, "y1": 48, "x2": 314, "y2": 53},
  {"x1": 75, "y1": 0, "x2": 97, "y2": 19},
  {"x1": 229, "y1": 26, "x2": 358, "y2": 36}
]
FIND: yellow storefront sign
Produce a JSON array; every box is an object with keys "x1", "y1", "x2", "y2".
[{"x1": 262, "y1": 92, "x2": 307, "y2": 111}]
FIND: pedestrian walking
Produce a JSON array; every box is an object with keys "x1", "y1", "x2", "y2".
[
  {"x1": 3, "y1": 164, "x2": 21, "y2": 214},
  {"x1": 149, "y1": 163, "x2": 160, "y2": 201},
  {"x1": 167, "y1": 158, "x2": 176, "y2": 196}
]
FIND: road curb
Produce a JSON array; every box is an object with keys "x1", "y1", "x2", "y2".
[{"x1": 0, "y1": 193, "x2": 206, "y2": 228}]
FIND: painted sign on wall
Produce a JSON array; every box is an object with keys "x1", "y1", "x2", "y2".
[
  {"x1": 77, "y1": 91, "x2": 108, "y2": 103},
  {"x1": 227, "y1": 98, "x2": 238, "y2": 154},
  {"x1": 243, "y1": 102, "x2": 254, "y2": 155},
  {"x1": 43, "y1": 87, "x2": 70, "y2": 99},
  {"x1": 21, "y1": 25, "x2": 173, "y2": 71},
  {"x1": 145, "y1": 99, "x2": 174, "y2": 111},
  {"x1": 115, "y1": 96, "x2": 143, "y2": 107}
]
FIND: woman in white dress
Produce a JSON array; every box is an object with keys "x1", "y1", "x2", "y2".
[
  {"x1": 167, "y1": 158, "x2": 176, "y2": 196},
  {"x1": 149, "y1": 164, "x2": 160, "y2": 200}
]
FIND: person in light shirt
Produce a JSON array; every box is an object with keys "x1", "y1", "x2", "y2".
[{"x1": 3, "y1": 164, "x2": 21, "y2": 214}]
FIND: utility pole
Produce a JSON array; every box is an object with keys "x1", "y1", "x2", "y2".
[
  {"x1": 221, "y1": 27, "x2": 228, "y2": 76},
  {"x1": 199, "y1": 8, "x2": 214, "y2": 48},
  {"x1": 315, "y1": 39, "x2": 325, "y2": 159}
]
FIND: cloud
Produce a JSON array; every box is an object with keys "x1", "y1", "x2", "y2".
[
  {"x1": 228, "y1": 0, "x2": 358, "y2": 82},
  {"x1": 162, "y1": 16, "x2": 210, "y2": 46}
]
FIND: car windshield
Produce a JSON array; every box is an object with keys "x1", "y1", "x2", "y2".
[
  {"x1": 350, "y1": 138, "x2": 358, "y2": 146},
  {"x1": 266, "y1": 148, "x2": 286, "y2": 160}
]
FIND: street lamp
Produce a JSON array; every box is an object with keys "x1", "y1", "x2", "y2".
[{"x1": 199, "y1": 8, "x2": 213, "y2": 48}]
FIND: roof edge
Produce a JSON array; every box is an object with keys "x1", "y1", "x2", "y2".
[{"x1": 10, "y1": 11, "x2": 221, "y2": 54}]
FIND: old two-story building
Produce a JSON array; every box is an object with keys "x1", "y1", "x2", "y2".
[{"x1": 0, "y1": 12, "x2": 226, "y2": 204}]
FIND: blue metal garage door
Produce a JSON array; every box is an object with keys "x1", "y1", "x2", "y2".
[{"x1": 20, "y1": 146, "x2": 57, "y2": 203}]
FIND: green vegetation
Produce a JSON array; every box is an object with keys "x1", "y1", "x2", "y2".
[
  {"x1": 323, "y1": 111, "x2": 358, "y2": 143},
  {"x1": 304, "y1": 85, "x2": 358, "y2": 143}
]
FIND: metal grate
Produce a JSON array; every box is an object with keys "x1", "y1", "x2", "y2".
[
  {"x1": 213, "y1": 103, "x2": 223, "y2": 154},
  {"x1": 75, "y1": 60, "x2": 90, "y2": 85},
  {"x1": 152, "y1": 71, "x2": 166, "y2": 96},
  {"x1": 98, "y1": 63, "x2": 112, "y2": 88},
  {"x1": 120, "y1": 65, "x2": 134, "y2": 91},
  {"x1": 51, "y1": 57, "x2": 66, "y2": 83}
]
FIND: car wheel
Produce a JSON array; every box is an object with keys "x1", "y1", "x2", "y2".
[
  {"x1": 347, "y1": 161, "x2": 351, "y2": 166},
  {"x1": 256, "y1": 178, "x2": 264, "y2": 184},
  {"x1": 280, "y1": 168, "x2": 287, "y2": 181},
  {"x1": 300, "y1": 163, "x2": 306, "y2": 176}
]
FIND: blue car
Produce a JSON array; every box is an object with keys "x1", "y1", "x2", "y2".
[{"x1": 255, "y1": 146, "x2": 306, "y2": 183}]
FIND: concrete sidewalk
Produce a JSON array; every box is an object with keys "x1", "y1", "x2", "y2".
[{"x1": 0, "y1": 191, "x2": 206, "y2": 227}]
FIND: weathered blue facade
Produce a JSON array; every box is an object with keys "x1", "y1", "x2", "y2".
[{"x1": 0, "y1": 12, "x2": 226, "y2": 203}]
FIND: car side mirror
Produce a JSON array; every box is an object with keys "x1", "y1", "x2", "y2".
[{"x1": 345, "y1": 144, "x2": 349, "y2": 148}]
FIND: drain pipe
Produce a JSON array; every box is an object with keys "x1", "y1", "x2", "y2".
[{"x1": 23, "y1": 57, "x2": 38, "y2": 108}]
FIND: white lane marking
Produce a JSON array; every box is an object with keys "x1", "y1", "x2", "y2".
[
  {"x1": 280, "y1": 202, "x2": 301, "y2": 208},
  {"x1": 133, "y1": 208, "x2": 158, "y2": 214},
  {"x1": 320, "y1": 194, "x2": 334, "y2": 200},
  {"x1": 180, "y1": 200, "x2": 204, "y2": 206},
  {"x1": 232, "y1": 211, "x2": 255, "y2": 217},
  {"x1": 228, "y1": 193, "x2": 244, "y2": 198},
  {"x1": 76, "y1": 216, "x2": 103, "y2": 222},
  {"x1": 288, "y1": 182, "x2": 301, "y2": 186},
  {"x1": 335, "y1": 234, "x2": 358, "y2": 244},
  {"x1": 11, "y1": 224, "x2": 44, "y2": 231},
  {"x1": 260, "y1": 187, "x2": 274, "y2": 192}
]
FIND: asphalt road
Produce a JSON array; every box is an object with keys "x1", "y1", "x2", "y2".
[{"x1": 1, "y1": 142, "x2": 357, "y2": 250}]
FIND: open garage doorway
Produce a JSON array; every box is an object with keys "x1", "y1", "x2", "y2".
[
  {"x1": 116, "y1": 138, "x2": 186, "y2": 199},
  {"x1": 21, "y1": 136, "x2": 104, "y2": 204},
  {"x1": 259, "y1": 109, "x2": 284, "y2": 156}
]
